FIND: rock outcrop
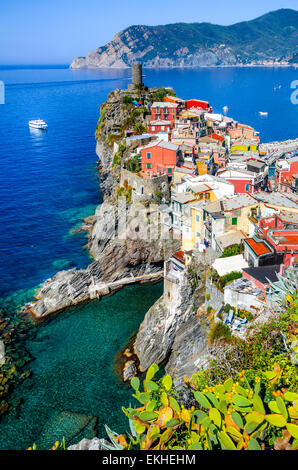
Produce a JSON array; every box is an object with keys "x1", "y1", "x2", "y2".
[{"x1": 131, "y1": 251, "x2": 216, "y2": 386}]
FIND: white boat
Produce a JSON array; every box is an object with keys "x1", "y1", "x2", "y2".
[
  {"x1": 29, "y1": 119, "x2": 47, "y2": 129},
  {"x1": 259, "y1": 111, "x2": 268, "y2": 116},
  {"x1": 223, "y1": 106, "x2": 229, "y2": 112}
]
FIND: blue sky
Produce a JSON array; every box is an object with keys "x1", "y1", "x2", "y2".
[{"x1": 0, "y1": 0, "x2": 297, "y2": 65}]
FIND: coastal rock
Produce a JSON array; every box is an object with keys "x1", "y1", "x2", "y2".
[
  {"x1": 67, "y1": 437, "x2": 109, "y2": 450},
  {"x1": 123, "y1": 360, "x2": 136, "y2": 382},
  {"x1": 134, "y1": 277, "x2": 201, "y2": 372},
  {"x1": 165, "y1": 316, "x2": 214, "y2": 389}
]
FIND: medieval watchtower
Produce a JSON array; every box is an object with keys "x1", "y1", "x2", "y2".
[{"x1": 131, "y1": 63, "x2": 143, "y2": 87}]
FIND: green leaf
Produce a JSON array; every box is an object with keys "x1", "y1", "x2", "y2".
[
  {"x1": 134, "y1": 421, "x2": 146, "y2": 434},
  {"x1": 205, "y1": 392, "x2": 219, "y2": 408},
  {"x1": 286, "y1": 423, "x2": 298, "y2": 439},
  {"x1": 224, "y1": 378, "x2": 234, "y2": 393},
  {"x1": 265, "y1": 414, "x2": 287, "y2": 427},
  {"x1": 139, "y1": 411, "x2": 158, "y2": 422},
  {"x1": 189, "y1": 443, "x2": 203, "y2": 450},
  {"x1": 231, "y1": 412, "x2": 244, "y2": 429},
  {"x1": 136, "y1": 392, "x2": 151, "y2": 404},
  {"x1": 226, "y1": 426, "x2": 243, "y2": 440},
  {"x1": 144, "y1": 380, "x2": 159, "y2": 391},
  {"x1": 248, "y1": 438, "x2": 261, "y2": 450},
  {"x1": 130, "y1": 377, "x2": 140, "y2": 391},
  {"x1": 209, "y1": 408, "x2": 221, "y2": 427},
  {"x1": 236, "y1": 384, "x2": 248, "y2": 396},
  {"x1": 218, "y1": 431, "x2": 237, "y2": 450},
  {"x1": 244, "y1": 421, "x2": 262, "y2": 435},
  {"x1": 219, "y1": 400, "x2": 228, "y2": 415},
  {"x1": 264, "y1": 371, "x2": 277, "y2": 381},
  {"x1": 192, "y1": 410, "x2": 209, "y2": 424},
  {"x1": 232, "y1": 395, "x2": 252, "y2": 407},
  {"x1": 245, "y1": 412, "x2": 265, "y2": 425},
  {"x1": 284, "y1": 391, "x2": 298, "y2": 401},
  {"x1": 146, "y1": 364, "x2": 159, "y2": 381},
  {"x1": 276, "y1": 396, "x2": 288, "y2": 420},
  {"x1": 169, "y1": 396, "x2": 181, "y2": 413},
  {"x1": 194, "y1": 391, "x2": 212, "y2": 409},
  {"x1": 146, "y1": 400, "x2": 157, "y2": 412},
  {"x1": 268, "y1": 400, "x2": 280, "y2": 414},
  {"x1": 252, "y1": 394, "x2": 265, "y2": 414},
  {"x1": 165, "y1": 418, "x2": 181, "y2": 428},
  {"x1": 162, "y1": 374, "x2": 172, "y2": 392}
]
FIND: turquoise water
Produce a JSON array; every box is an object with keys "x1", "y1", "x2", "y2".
[
  {"x1": 0, "y1": 65, "x2": 297, "y2": 449},
  {"x1": 0, "y1": 282, "x2": 163, "y2": 450}
]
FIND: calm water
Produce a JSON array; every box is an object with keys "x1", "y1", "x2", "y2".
[{"x1": 0, "y1": 65, "x2": 297, "y2": 449}]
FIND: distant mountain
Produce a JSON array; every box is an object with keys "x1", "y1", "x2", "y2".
[{"x1": 71, "y1": 9, "x2": 298, "y2": 69}]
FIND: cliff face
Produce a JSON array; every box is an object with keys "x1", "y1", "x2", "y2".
[
  {"x1": 70, "y1": 9, "x2": 298, "y2": 69},
  {"x1": 131, "y1": 255, "x2": 215, "y2": 388}
]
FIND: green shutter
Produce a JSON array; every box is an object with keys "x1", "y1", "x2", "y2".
[
  {"x1": 146, "y1": 163, "x2": 152, "y2": 169},
  {"x1": 232, "y1": 217, "x2": 238, "y2": 226},
  {"x1": 146, "y1": 152, "x2": 151, "y2": 159}
]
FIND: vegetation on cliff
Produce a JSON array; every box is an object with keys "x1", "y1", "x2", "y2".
[{"x1": 71, "y1": 9, "x2": 298, "y2": 68}]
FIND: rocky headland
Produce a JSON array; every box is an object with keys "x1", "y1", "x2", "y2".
[
  {"x1": 70, "y1": 9, "x2": 298, "y2": 69},
  {"x1": 21, "y1": 86, "x2": 179, "y2": 320}
]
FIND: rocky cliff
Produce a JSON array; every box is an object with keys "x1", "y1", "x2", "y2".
[
  {"x1": 123, "y1": 252, "x2": 216, "y2": 387},
  {"x1": 70, "y1": 9, "x2": 298, "y2": 69},
  {"x1": 21, "y1": 85, "x2": 178, "y2": 319}
]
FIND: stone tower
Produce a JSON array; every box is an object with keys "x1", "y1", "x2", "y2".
[{"x1": 131, "y1": 63, "x2": 143, "y2": 86}]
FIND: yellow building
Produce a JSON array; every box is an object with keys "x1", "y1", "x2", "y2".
[
  {"x1": 196, "y1": 159, "x2": 208, "y2": 175},
  {"x1": 181, "y1": 200, "x2": 207, "y2": 252}
]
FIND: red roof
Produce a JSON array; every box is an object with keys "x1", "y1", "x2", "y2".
[
  {"x1": 173, "y1": 250, "x2": 185, "y2": 264},
  {"x1": 208, "y1": 133, "x2": 225, "y2": 142},
  {"x1": 245, "y1": 238, "x2": 271, "y2": 256}
]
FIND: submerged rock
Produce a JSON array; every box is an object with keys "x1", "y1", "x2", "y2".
[{"x1": 38, "y1": 410, "x2": 98, "y2": 449}]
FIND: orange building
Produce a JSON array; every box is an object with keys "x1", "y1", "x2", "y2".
[{"x1": 141, "y1": 140, "x2": 179, "y2": 176}]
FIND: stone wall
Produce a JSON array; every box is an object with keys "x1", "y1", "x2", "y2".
[{"x1": 120, "y1": 168, "x2": 170, "y2": 202}]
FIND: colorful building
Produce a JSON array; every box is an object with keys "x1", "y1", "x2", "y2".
[
  {"x1": 275, "y1": 156, "x2": 298, "y2": 193},
  {"x1": 148, "y1": 120, "x2": 171, "y2": 134},
  {"x1": 151, "y1": 102, "x2": 179, "y2": 126},
  {"x1": 216, "y1": 168, "x2": 267, "y2": 194},
  {"x1": 185, "y1": 99, "x2": 211, "y2": 111},
  {"x1": 141, "y1": 140, "x2": 179, "y2": 176}
]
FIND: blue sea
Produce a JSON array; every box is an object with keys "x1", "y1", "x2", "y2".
[{"x1": 0, "y1": 65, "x2": 297, "y2": 449}]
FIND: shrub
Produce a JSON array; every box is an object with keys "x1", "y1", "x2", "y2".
[
  {"x1": 122, "y1": 95, "x2": 134, "y2": 104},
  {"x1": 208, "y1": 321, "x2": 232, "y2": 344},
  {"x1": 216, "y1": 271, "x2": 242, "y2": 289},
  {"x1": 220, "y1": 244, "x2": 241, "y2": 258},
  {"x1": 98, "y1": 364, "x2": 298, "y2": 450}
]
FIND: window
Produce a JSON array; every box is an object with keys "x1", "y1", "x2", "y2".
[
  {"x1": 196, "y1": 215, "x2": 200, "y2": 222},
  {"x1": 146, "y1": 152, "x2": 151, "y2": 159},
  {"x1": 151, "y1": 126, "x2": 155, "y2": 131},
  {"x1": 232, "y1": 217, "x2": 238, "y2": 226},
  {"x1": 245, "y1": 184, "x2": 250, "y2": 191},
  {"x1": 146, "y1": 163, "x2": 151, "y2": 169},
  {"x1": 161, "y1": 126, "x2": 164, "y2": 131},
  {"x1": 196, "y1": 232, "x2": 200, "y2": 238}
]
